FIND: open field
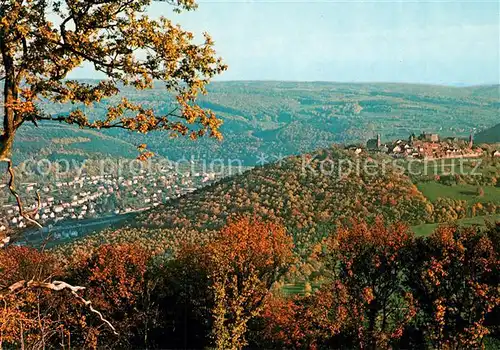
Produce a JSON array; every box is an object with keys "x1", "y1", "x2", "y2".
[
  {"x1": 282, "y1": 282, "x2": 321, "y2": 297},
  {"x1": 411, "y1": 214, "x2": 500, "y2": 237}
]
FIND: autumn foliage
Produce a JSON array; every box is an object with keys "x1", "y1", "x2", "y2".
[
  {"x1": 63, "y1": 244, "x2": 151, "y2": 347},
  {"x1": 0, "y1": 0, "x2": 227, "y2": 160},
  {"x1": 0, "y1": 0, "x2": 227, "y2": 242},
  {"x1": 323, "y1": 219, "x2": 417, "y2": 348},
  {"x1": 0, "y1": 244, "x2": 150, "y2": 348},
  {"x1": 1, "y1": 219, "x2": 499, "y2": 349},
  {"x1": 408, "y1": 226, "x2": 500, "y2": 349},
  {"x1": 0, "y1": 247, "x2": 61, "y2": 347},
  {"x1": 172, "y1": 218, "x2": 294, "y2": 349},
  {"x1": 259, "y1": 221, "x2": 500, "y2": 350}
]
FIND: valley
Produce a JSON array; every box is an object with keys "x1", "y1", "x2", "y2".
[
  {"x1": 3, "y1": 82, "x2": 499, "y2": 248},
  {"x1": 11, "y1": 82, "x2": 500, "y2": 165},
  {"x1": 2, "y1": 2, "x2": 499, "y2": 347}
]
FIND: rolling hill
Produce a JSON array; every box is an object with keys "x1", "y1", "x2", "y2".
[
  {"x1": 61, "y1": 147, "x2": 434, "y2": 256},
  {"x1": 13, "y1": 81, "x2": 500, "y2": 167},
  {"x1": 12, "y1": 122, "x2": 140, "y2": 164}
]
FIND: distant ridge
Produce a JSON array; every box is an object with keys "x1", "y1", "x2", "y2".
[{"x1": 12, "y1": 81, "x2": 500, "y2": 165}]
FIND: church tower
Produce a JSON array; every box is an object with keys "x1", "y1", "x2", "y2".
[{"x1": 469, "y1": 133, "x2": 473, "y2": 148}]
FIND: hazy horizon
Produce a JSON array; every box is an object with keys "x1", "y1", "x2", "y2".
[{"x1": 70, "y1": 0, "x2": 500, "y2": 86}]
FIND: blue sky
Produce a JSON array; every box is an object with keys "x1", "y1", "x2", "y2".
[{"x1": 71, "y1": 0, "x2": 500, "y2": 85}]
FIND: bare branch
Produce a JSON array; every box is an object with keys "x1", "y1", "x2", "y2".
[
  {"x1": 6, "y1": 159, "x2": 42, "y2": 229},
  {"x1": 6, "y1": 280, "x2": 118, "y2": 335}
]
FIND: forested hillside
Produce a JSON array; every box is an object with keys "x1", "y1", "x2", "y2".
[
  {"x1": 14, "y1": 123, "x2": 139, "y2": 163},
  {"x1": 61, "y1": 147, "x2": 433, "y2": 257},
  {"x1": 60, "y1": 144, "x2": 500, "y2": 257},
  {"x1": 139, "y1": 147, "x2": 432, "y2": 231},
  {"x1": 48, "y1": 147, "x2": 500, "y2": 349},
  {"x1": 4, "y1": 0, "x2": 499, "y2": 348},
  {"x1": 476, "y1": 123, "x2": 500, "y2": 143}
]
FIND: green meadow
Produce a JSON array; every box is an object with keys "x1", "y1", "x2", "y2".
[
  {"x1": 411, "y1": 214, "x2": 500, "y2": 237},
  {"x1": 417, "y1": 182, "x2": 500, "y2": 204}
]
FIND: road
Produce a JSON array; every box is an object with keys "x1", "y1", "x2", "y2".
[{"x1": 19, "y1": 212, "x2": 136, "y2": 247}]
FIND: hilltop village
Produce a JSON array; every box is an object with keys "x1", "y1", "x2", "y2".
[
  {"x1": 349, "y1": 132, "x2": 491, "y2": 159},
  {"x1": 0, "y1": 169, "x2": 221, "y2": 232}
]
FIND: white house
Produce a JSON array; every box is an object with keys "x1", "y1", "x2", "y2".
[{"x1": 392, "y1": 145, "x2": 402, "y2": 153}]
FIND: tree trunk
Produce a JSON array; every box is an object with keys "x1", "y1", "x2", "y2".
[
  {"x1": 0, "y1": 132, "x2": 15, "y2": 161},
  {"x1": 0, "y1": 27, "x2": 18, "y2": 161},
  {"x1": 367, "y1": 301, "x2": 378, "y2": 350}
]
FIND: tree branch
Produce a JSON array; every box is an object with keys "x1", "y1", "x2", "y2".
[
  {"x1": 37, "y1": 106, "x2": 184, "y2": 131},
  {"x1": 6, "y1": 279, "x2": 118, "y2": 335},
  {"x1": 6, "y1": 159, "x2": 42, "y2": 230}
]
